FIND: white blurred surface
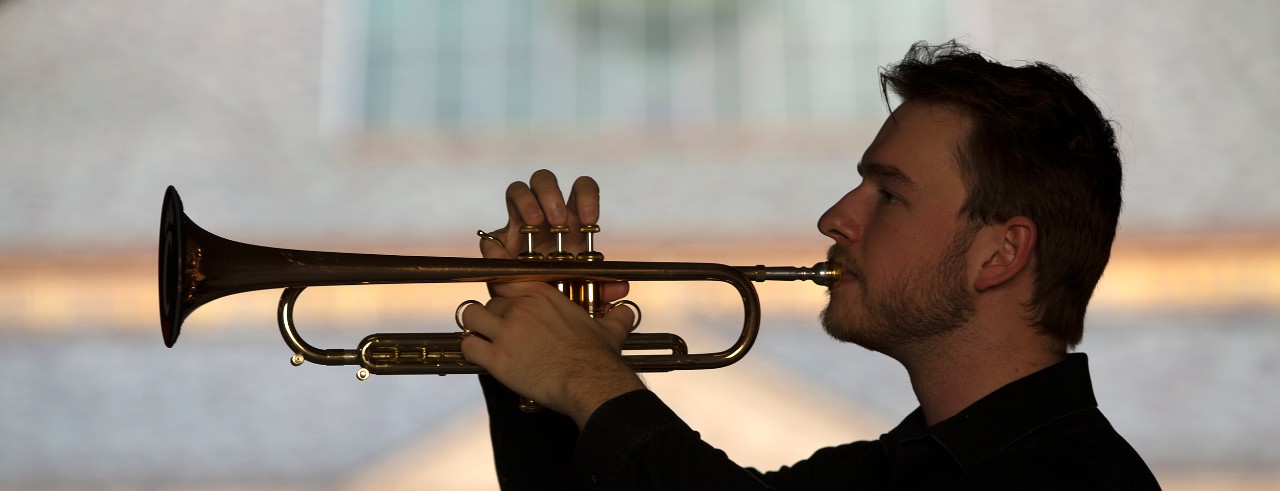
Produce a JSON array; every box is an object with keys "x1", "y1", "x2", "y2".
[{"x1": 1, "y1": 0, "x2": 1278, "y2": 489}]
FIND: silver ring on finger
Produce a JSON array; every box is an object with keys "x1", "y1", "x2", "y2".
[
  {"x1": 603, "y1": 300, "x2": 642, "y2": 330},
  {"x1": 455, "y1": 300, "x2": 483, "y2": 333}
]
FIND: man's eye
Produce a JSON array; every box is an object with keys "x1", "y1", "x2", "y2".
[{"x1": 880, "y1": 190, "x2": 900, "y2": 204}]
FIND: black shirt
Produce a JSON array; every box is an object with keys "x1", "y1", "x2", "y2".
[{"x1": 480, "y1": 353, "x2": 1161, "y2": 490}]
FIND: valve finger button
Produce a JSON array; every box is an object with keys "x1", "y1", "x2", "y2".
[
  {"x1": 548, "y1": 225, "x2": 574, "y2": 261},
  {"x1": 578, "y1": 224, "x2": 603, "y2": 261},
  {"x1": 517, "y1": 225, "x2": 544, "y2": 260}
]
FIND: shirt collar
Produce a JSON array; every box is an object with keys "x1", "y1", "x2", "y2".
[{"x1": 880, "y1": 353, "x2": 1099, "y2": 471}]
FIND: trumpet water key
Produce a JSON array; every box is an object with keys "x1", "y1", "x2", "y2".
[{"x1": 158, "y1": 186, "x2": 840, "y2": 380}]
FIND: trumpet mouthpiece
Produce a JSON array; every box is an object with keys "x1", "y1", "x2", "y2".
[{"x1": 735, "y1": 262, "x2": 841, "y2": 287}]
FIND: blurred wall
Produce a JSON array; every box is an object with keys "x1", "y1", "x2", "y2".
[
  {"x1": 1, "y1": 1, "x2": 1278, "y2": 490},
  {"x1": 1, "y1": 0, "x2": 1278, "y2": 253}
]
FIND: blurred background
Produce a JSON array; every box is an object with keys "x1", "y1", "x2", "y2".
[{"x1": 2, "y1": 0, "x2": 1278, "y2": 489}]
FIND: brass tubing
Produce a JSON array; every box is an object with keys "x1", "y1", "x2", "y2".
[
  {"x1": 160, "y1": 186, "x2": 839, "y2": 377},
  {"x1": 278, "y1": 286, "x2": 696, "y2": 377}
]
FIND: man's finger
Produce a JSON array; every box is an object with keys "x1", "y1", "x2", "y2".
[
  {"x1": 459, "y1": 333, "x2": 496, "y2": 369},
  {"x1": 566, "y1": 176, "x2": 601, "y2": 226},
  {"x1": 479, "y1": 229, "x2": 514, "y2": 259},
  {"x1": 600, "y1": 281, "x2": 630, "y2": 303},
  {"x1": 485, "y1": 279, "x2": 561, "y2": 304},
  {"x1": 505, "y1": 180, "x2": 544, "y2": 228},
  {"x1": 529, "y1": 169, "x2": 567, "y2": 225},
  {"x1": 459, "y1": 301, "x2": 507, "y2": 342},
  {"x1": 600, "y1": 300, "x2": 639, "y2": 337}
]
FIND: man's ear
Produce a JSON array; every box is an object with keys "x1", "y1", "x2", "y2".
[{"x1": 974, "y1": 216, "x2": 1036, "y2": 292}]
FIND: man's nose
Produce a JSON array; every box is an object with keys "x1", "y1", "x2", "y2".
[{"x1": 817, "y1": 191, "x2": 862, "y2": 245}]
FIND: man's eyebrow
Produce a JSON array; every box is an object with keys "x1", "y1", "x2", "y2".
[{"x1": 857, "y1": 161, "x2": 917, "y2": 190}]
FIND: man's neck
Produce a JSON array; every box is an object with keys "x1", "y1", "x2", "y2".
[{"x1": 896, "y1": 327, "x2": 1066, "y2": 426}]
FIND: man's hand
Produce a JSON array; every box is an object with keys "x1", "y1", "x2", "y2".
[
  {"x1": 460, "y1": 279, "x2": 642, "y2": 427},
  {"x1": 461, "y1": 169, "x2": 643, "y2": 428},
  {"x1": 479, "y1": 169, "x2": 630, "y2": 299}
]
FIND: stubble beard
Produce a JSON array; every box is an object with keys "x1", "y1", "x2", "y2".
[{"x1": 820, "y1": 229, "x2": 977, "y2": 356}]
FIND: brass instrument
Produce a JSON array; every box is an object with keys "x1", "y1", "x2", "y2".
[{"x1": 158, "y1": 186, "x2": 839, "y2": 380}]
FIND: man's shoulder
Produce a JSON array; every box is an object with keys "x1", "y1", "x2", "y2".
[
  {"x1": 1015, "y1": 406, "x2": 1149, "y2": 459},
  {"x1": 966, "y1": 407, "x2": 1161, "y2": 490}
]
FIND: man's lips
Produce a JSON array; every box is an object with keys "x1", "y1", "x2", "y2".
[{"x1": 825, "y1": 246, "x2": 861, "y2": 288}]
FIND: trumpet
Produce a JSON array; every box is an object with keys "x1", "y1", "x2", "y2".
[{"x1": 158, "y1": 186, "x2": 840, "y2": 380}]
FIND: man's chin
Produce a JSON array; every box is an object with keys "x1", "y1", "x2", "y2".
[
  {"x1": 821, "y1": 309, "x2": 876, "y2": 348},
  {"x1": 821, "y1": 304, "x2": 920, "y2": 356}
]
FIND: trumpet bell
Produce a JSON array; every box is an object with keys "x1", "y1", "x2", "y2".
[{"x1": 158, "y1": 185, "x2": 186, "y2": 348}]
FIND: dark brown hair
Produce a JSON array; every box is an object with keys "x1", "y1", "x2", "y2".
[{"x1": 880, "y1": 40, "x2": 1122, "y2": 348}]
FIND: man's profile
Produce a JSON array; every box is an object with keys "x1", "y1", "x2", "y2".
[{"x1": 459, "y1": 40, "x2": 1161, "y2": 490}]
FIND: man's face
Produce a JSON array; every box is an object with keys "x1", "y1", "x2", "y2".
[{"x1": 817, "y1": 101, "x2": 977, "y2": 354}]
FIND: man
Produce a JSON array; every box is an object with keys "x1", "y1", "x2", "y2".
[{"x1": 458, "y1": 41, "x2": 1160, "y2": 489}]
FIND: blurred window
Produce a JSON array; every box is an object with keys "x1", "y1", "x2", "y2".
[{"x1": 363, "y1": 0, "x2": 947, "y2": 131}]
